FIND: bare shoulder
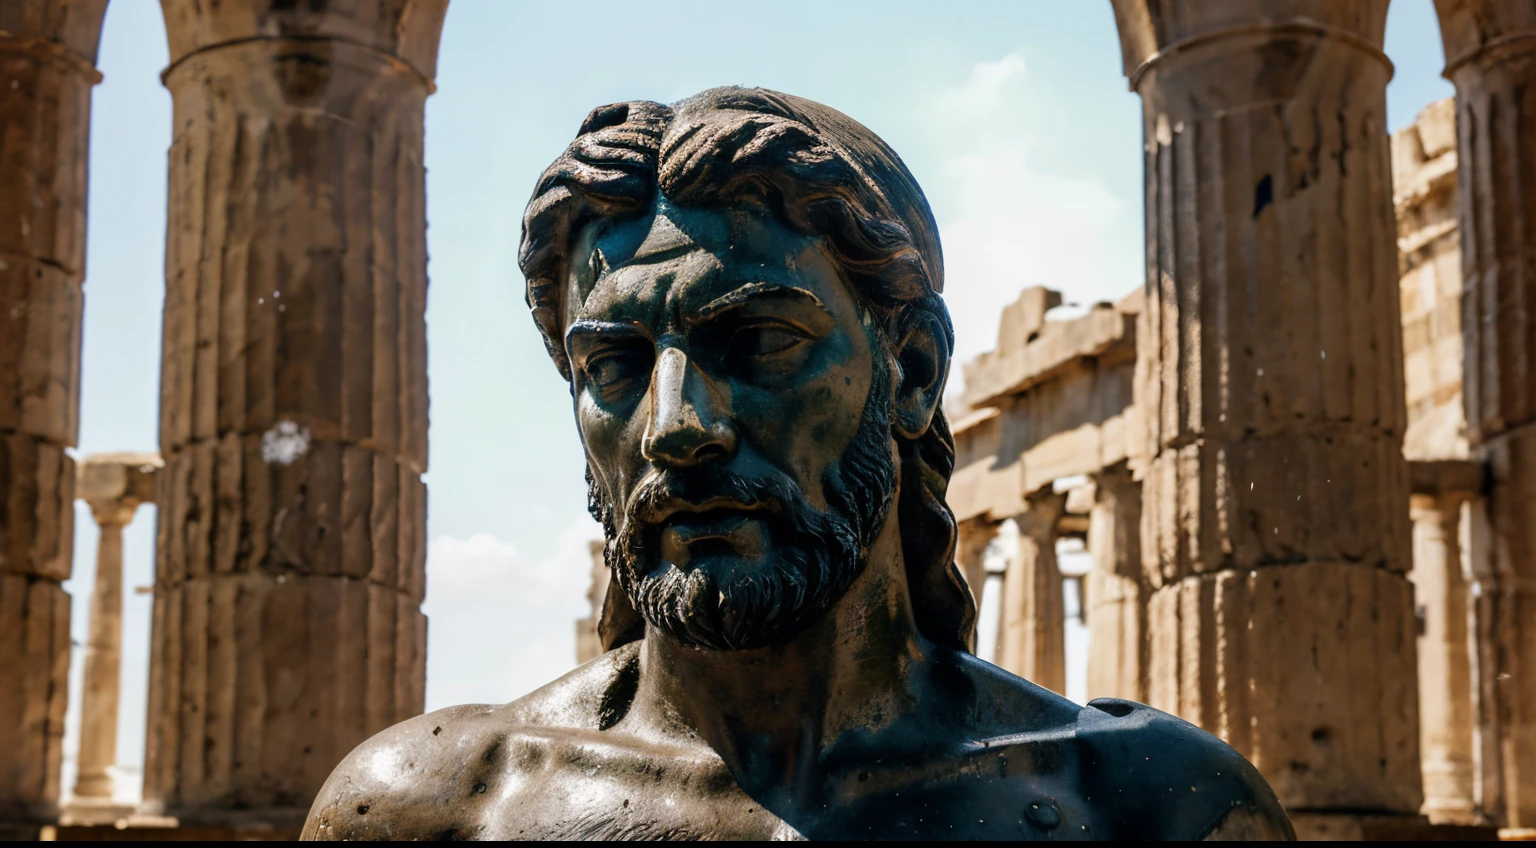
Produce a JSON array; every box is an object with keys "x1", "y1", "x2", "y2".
[
  {"x1": 949, "y1": 653, "x2": 1292, "y2": 841},
  {"x1": 301, "y1": 702, "x2": 499, "y2": 841},
  {"x1": 1071, "y1": 698, "x2": 1296, "y2": 841},
  {"x1": 301, "y1": 645, "x2": 641, "y2": 841}
]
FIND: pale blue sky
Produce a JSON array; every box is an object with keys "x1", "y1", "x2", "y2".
[{"x1": 62, "y1": 0, "x2": 1453, "y2": 799}]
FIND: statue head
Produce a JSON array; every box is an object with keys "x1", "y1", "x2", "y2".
[{"x1": 519, "y1": 87, "x2": 974, "y2": 655}]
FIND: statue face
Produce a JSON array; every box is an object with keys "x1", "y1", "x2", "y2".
[{"x1": 565, "y1": 203, "x2": 899, "y2": 650}]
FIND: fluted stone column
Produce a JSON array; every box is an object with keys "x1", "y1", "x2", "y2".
[
  {"x1": 0, "y1": 0, "x2": 107, "y2": 824},
  {"x1": 1085, "y1": 465, "x2": 1144, "y2": 702},
  {"x1": 999, "y1": 495, "x2": 1065, "y2": 693},
  {"x1": 1112, "y1": 1, "x2": 1421, "y2": 817},
  {"x1": 143, "y1": 0, "x2": 449, "y2": 826},
  {"x1": 955, "y1": 518, "x2": 1000, "y2": 610},
  {"x1": 71, "y1": 455, "x2": 159, "y2": 807},
  {"x1": 1435, "y1": 1, "x2": 1536, "y2": 827},
  {"x1": 1410, "y1": 493, "x2": 1478, "y2": 824},
  {"x1": 574, "y1": 540, "x2": 607, "y2": 665},
  {"x1": 1462, "y1": 496, "x2": 1507, "y2": 825}
]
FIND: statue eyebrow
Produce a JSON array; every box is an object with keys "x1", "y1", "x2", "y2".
[
  {"x1": 689, "y1": 281, "x2": 827, "y2": 324},
  {"x1": 564, "y1": 319, "x2": 646, "y2": 352}
]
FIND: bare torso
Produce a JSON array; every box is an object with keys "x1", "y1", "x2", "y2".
[{"x1": 302, "y1": 643, "x2": 1292, "y2": 841}]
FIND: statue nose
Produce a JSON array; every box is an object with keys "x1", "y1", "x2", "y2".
[{"x1": 642, "y1": 347, "x2": 735, "y2": 467}]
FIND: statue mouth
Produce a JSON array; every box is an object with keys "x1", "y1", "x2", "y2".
[
  {"x1": 664, "y1": 507, "x2": 757, "y2": 544},
  {"x1": 641, "y1": 495, "x2": 768, "y2": 526},
  {"x1": 649, "y1": 499, "x2": 771, "y2": 564}
]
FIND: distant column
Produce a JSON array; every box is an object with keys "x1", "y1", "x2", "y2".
[
  {"x1": 1112, "y1": 0, "x2": 1421, "y2": 819},
  {"x1": 0, "y1": 0, "x2": 107, "y2": 823},
  {"x1": 1434, "y1": 0, "x2": 1536, "y2": 827},
  {"x1": 1410, "y1": 493, "x2": 1478, "y2": 825},
  {"x1": 1084, "y1": 465, "x2": 1144, "y2": 702},
  {"x1": 574, "y1": 540, "x2": 608, "y2": 665},
  {"x1": 1462, "y1": 496, "x2": 1506, "y2": 824},
  {"x1": 999, "y1": 495, "x2": 1065, "y2": 694},
  {"x1": 954, "y1": 518, "x2": 999, "y2": 610},
  {"x1": 71, "y1": 455, "x2": 159, "y2": 805},
  {"x1": 143, "y1": 0, "x2": 449, "y2": 826}
]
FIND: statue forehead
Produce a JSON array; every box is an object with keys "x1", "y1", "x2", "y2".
[
  {"x1": 565, "y1": 203, "x2": 842, "y2": 319},
  {"x1": 631, "y1": 204, "x2": 718, "y2": 260},
  {"x1": 587, "y1": 201, "x2": 796, "y2": 267}
]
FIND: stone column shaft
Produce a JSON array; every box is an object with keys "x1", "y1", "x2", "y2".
[
  {"x1": 574, "y1": 540, "x2": 608, "y2": 665},
  {"x1": 1112, "y1": 0, "x2": 1420, "y2": 815},
  {"x1": 954, "y1": 518, "x2": 999, "y2": 612},
  {"x1": 1085, "y1": 466, "x2": 1145, "y2": 702},
  {"x1": 0, "y1": 0, "x2": 107, "y2": 822},
  {"x1": 70, "y1": 455, "x2": 158, "y2": 812},
  {"x1": 73, "y1": 514, "x2": 126, "y2": 801},
  {"x1": 1462, "y1": 496, "x2": 1507, "y2": 823},
  {"x1": 1435, "y1": 0, "x2": 1536, "y2": 827},
  {"x1": 999, "y1": 497, "x2": 1065, "y2": 693},
  {"x1": 1410, "y1": 494, "x2": 1478, "y2": 824},
  {"x1": 144, "y1": 1, "x2": 448, "y2": 825}
]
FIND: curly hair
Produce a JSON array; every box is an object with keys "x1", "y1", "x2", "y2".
[{"x1": 518, "y1": 86, "x2": 975, "y2": 653}]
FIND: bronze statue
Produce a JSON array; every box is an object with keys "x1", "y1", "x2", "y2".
[{"x1": 302, "y1": 88, "x2": 1294, "y2": 841}]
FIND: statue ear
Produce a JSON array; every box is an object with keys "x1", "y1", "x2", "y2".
[{"x1": 891, "y1": 310, "x2": 949, "y2": 440}]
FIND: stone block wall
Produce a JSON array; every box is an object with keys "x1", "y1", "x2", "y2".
[{"x1": 1392, "y1": 99, "x2": 1468, "y2": 462}]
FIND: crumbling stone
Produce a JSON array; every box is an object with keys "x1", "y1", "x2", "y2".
[
  {"x1": 1112, "y1": 0, "x2": 1421, "y2": 817},
  {"x1": 0, "y1": 0, "x2": 106, "y2": 823},
  {"x1": 141, "y1": 0, "x2": 447, "y2": 826},
  {"x1": 1435, "y1": 0, "x2": 1536, "y2": 827}
]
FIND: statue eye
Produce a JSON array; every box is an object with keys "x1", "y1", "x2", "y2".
[
  {"x1": 734, "y1": 325, "x2": 805, "y2": 357},
  {"x1": 584, "y1": 348, "x2": 650, "y2": 391}
]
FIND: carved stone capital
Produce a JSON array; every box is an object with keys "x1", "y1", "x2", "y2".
[
  {"x1": 76, "y1": 453, "x2": 160, "y2": 527},
  {"x1": 1014, "y1": 492, "x2": 1066, "y2": 543}
]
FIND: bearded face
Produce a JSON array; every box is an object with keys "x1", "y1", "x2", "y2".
[
  {"x1": 567, "y1": 204, "x2": 900, "y2": 651},
  {"x1": 592, "y1": 354, "x2": 896, "y2": 650}
]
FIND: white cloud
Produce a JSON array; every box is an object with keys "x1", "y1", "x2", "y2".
[
  {"x1": 422, "y1": 518, "x2": 601, "y2": 711},
  {"x1": 926, "y1": 53, "x2": 1137, "y2": 378}
]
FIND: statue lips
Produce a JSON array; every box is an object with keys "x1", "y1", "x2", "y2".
[
  {"x1": 650, "y1": 497, "x2": 770, "y2": 563},
  {"x1": 667, "y1": 509, "x2": 753, "y2": 543}
]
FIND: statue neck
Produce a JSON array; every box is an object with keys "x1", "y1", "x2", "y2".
[{"x1": 631, "y1": 510, "x2": 929, "y2": 802}]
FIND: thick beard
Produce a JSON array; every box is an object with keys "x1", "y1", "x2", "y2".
[{"x1": 588, "y1": 361, "x2": 898, "y2": 651}]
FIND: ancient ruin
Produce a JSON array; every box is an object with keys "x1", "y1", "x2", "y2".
[
  {"x1": 1435, "y1": 2, "x2": 1536, "y2": 828},
  {"x1": 935, "y1": 90, "x2": 1511, "y2": 838},
  {"x1": 0, "y1": 0, "x2": 105, "y2": 829},
  {"x1": 0, "y1": 0, "x2": 1533, "y2": 841},
  {"x1": 141, "y1": 2, "x2": 445, "y2": 828},
  {"x1": 69, "y1": 453, "x2": 159, "y2": 820}
]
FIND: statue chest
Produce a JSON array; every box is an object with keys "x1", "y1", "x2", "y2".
[{"x1": 467, "y1": 748, "x2": 1109, "y2": 841}]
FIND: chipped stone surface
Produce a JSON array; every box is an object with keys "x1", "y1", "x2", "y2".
[
  {"x1": 1085, "y1": 464, "x2": 1144, "y2": 702},
  {"x1": 259, "y1": 421, "x2": 310, "y2": 466},
  {"x1": 1393, "y1": 100, "x2": 1467, "y2": 463},
  {"x1": 942, "y1": 81, "x2": 1513, "y2": 828},
  {"x1": 964, "y1": 297, "x2": 1135, "y2": 410},
  {"x1": 1435, "y1": 0, "x2": 1536, "y2": 826},
  {"x1": 0, "y1": 0, "x2": 106, "y2": 823},
  {"x1": 1113, "y1": 0, "x2": 1420, "y2": 815},
  {"x1": 947, "y1": 292, "x2": 1143, "y2": 703},
  {"x1": 948, "y1": 300, "x2": 1139, "y2": 528},
  {"x1": 142, "y1": 0, "x2": 447, "y2": 826}
]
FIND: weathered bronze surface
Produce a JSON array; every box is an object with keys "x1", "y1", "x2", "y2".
[{"x1": 302, "y1": 87, "x2": 1294, "y2": 841}]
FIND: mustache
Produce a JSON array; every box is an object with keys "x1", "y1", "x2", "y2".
[{"x1": 625, "y1": 464, "x2": 803, "y2": 528}]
